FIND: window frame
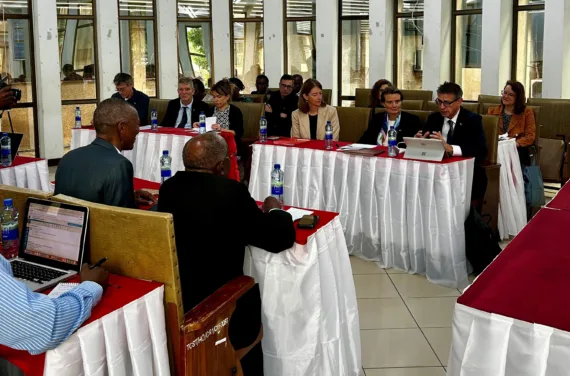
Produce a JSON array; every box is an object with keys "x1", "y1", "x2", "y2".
[
  {"x1": 393, "y1": 0, "x2": 424, "y2": 89},
  {"x1": 283, "y1": 0, "x2": 316, "y2": 81},
  {"x1": 511, "y1": 0, "x2": 545, "y2": 82}
]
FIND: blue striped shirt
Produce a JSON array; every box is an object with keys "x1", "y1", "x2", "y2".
[{"x1": 0, "y1": 255, "x2": 103, "y2": 355}]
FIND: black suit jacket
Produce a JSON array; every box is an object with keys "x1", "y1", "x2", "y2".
[
  {"x1": 359, "y1": 111, "x2": 421, "y2": 145},
  {"x1": 111, "y1": 88, "x2": 149, "y2": 126},
  {"x1": 160, "y1": 98, "x2": 211, "y2": 128},
  {"x1": 55, "y1": 138, "x2": 136, "y2": 208},
  {"x1": 158, "y1": 171, "x2": 295, "y2": 349},
  {"x1": 206, "y1": 104, "x2": 245, "y2": 156},
  {"x1": 266, "y1": 93, "x2": 298, "y2": 137}
]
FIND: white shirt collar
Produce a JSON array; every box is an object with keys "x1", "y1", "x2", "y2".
[
  {"x1": 446, "y1": 108, "x2": 461, "y2": 124},
  {"x1": 180, "y1": 98, "x2": 193, "y2": 108},
  {"x1": 114, "y1": 146, "x2": 121, "y2": 154}
]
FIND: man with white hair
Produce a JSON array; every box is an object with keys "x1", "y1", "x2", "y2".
[{"x1": 161, "y1": 76, "x2": 211, "y2": 128}]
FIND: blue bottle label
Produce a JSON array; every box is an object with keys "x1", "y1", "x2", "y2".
[
  {"x1": 2, "y1": 227, "x2": 18, "y2": 241},
  {"x1": 271, "y1": 183, "x2": 283, "y2": 196},
  {"x1": 388, "y1": 139, "x2": 397, "y2": 147},
  {"x1": 260, "y1": 128, "x2": 267, "y2": 135},
  {"x1": 161, "y1": 169, "x2": 171, "y2": 178},
  {"x1": 1, "y1": 148, "x2": 10, "y2": 157}
]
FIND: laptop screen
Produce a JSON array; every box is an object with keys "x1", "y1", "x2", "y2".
[{"x1": 22, "y1": 202, "x2": 86, "y2": 266}]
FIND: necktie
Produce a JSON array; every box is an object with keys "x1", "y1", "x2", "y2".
[
  {"x1": 178, "y1": 106, "x2": 188, "y2": 128},
  {"x1": 446, "y1": 119, "x2": 454, "y2": 144}
]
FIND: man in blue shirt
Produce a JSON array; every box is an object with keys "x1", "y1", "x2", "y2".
[{"x1": 111, "y1": 72, "x2": 150, "y2": 126}]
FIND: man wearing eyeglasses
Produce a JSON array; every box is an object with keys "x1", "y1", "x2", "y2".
[
  {"x1": 264, "y1": 74, "x2": 299, "y2": 137},
  {"x1": 417, "y1": 82, "x2": 488, "y2": 203},
  {"x1": 111, "y1": 73, "x2": 150, "y2": 127}
]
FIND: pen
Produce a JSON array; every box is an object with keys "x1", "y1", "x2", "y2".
[{"x1": 89, "y1": 257, "x2": 108, "y2": 269}]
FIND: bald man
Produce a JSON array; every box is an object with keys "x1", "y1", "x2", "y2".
[
  {"x1": 158, "y1": 133, "x2": 295, "y2": 375},
  {"x1": 55, "y1": 98, "x2": 155, "y2": 208}
]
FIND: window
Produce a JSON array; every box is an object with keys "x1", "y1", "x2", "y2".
[
  {"x1": 178, "y1": 0, "x2": 212, "y2": 87},
  {"x1": 394, "y1": 0, "x2": 424, "y2": 90},
  {"x1": 57, "y1": 0, "x2": 97, "y2": 152},
  {"x1": 339, "y1": 0, "x2": 369, "y2": 106},
  {"x1": 285, "y1": 0, "x2": 315, "y2": 81},
  {"x1": 118, "y1": 0, "x2": 158, "y2": 97},
  {"x1": 0, "y1": 0, "x2": 37, "y2": 156},
  {"x1": 230, "y1": 0, "x2": 263, "y2": 93},
  {"x1": 513, "y1": 0, "x2": 544, "y2": 98},
  {"x1": 451, "y1": 0, "x2": 482, "y2": 101}
]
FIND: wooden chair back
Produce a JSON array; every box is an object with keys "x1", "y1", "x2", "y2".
[
  {"x1": 335, "y1": 106, "x2": 371, "y2": 142},
  {"x1": 150, "y1": 98, "x2": 171, "y2": 125},
  {"x1": 354, "y1": 88, "x2": 370, "y2": 108},
  {"x1": 401, "y1": 100, "x2": 423, "y2": 111},
  {"x1": 232, "y1": 102, "x2": 264, "y2": 139}
]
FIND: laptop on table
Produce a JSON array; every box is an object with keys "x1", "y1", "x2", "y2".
[
  {"x1": 9, "y1": 198, "x2": 89, "y2": 292},
  {"x1": 403, "y1": 137, "x2": 446, "y2": 162}
]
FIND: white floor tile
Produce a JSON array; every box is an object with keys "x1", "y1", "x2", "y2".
[
  {"x1": 364, "y1": 367, "x2": 446, "y2": 376},
  {"x1": 389, "y1": 274, "x2": 460, "y2": 298},
  {"x1": 360, "y1": 329, "x2": 440, "y2": 368},
  {"x1": 404, "y1": 297, "x2": 457, "y2": 328},
  {"x1": 423, "y1": 328, "x2": 453, "y2": 367},
  {"x1": 351, "y1": 256, "x2": 385, "y2": 274},
  {"x1": 358, "y1": 298, "x2": 417, "y2": 329},
  {"x1": 354, "y1": 274, "x2": 399, "y2": 299}
]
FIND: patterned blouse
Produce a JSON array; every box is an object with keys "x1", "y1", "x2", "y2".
[
  {"x1": 213, "y1": 106, "x2": 231, "y2": 130},
  {"x1": 501, "y1": 109, "x2": 512, "y2": 134}
]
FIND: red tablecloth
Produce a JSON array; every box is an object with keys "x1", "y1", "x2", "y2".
[
  {"x1": 0, "y1": 274, "x2": 163, "y2": 376},
  {"x1": 0, "y1": 156, "x2": 43, "y2": 170},
  {"x1": 546, "y1": 182, "x2": 570, "y2": 211}
]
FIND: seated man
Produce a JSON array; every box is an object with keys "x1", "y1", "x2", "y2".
[
  {"x1": 55, "y1": 98, "x2": 155, "y2": 208},
  {"x1": 265, "y1": 74, "x2": 298, "y2": 137},
  {"x1": 62, "y1": 64, "x2": 83, "y2": 81},
  {"x1": 418, "y1": 81, "x2": 488, "y2": 203},
  {"x1": 251, "y1": 74, "x2": 269, "y2": 95},
  {"x1": 158, "y1": 133, "x2": 295, "y2": 375},
  {"x1": 111, "y1": 73, "x2": 149, "y2": 126},
  {"x1": 292, "y1": 74, "x2": 303, "y2": 96},
  {"x1": 161, "y1": 76, "x2": 210, "y2": 128}
]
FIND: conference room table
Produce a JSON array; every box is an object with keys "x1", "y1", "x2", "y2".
[
  {"x1": 0, "y1": 156, "x2": 51, "y2": 192},
  {"x1": 0, "y1": 275, "x2": 170, "y2": 376},
  {"x1": 249, "y1": 139, "x2": 474, "y2": 289},
  {"x1": 133, "y1": 178, "x2": 362, "y2": 375}
]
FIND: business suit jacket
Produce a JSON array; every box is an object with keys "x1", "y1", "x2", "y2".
[
  {"x1": 205, "y1": 104, "x2": 245, "y2": 156},
  {"x1": 359, "y1": 111, "x2": 421, "y2": 145},
  {"x1": 291, "y1": 105, "x2": 340, "y2": 140},
  {"x1": 266, "y1": 93, "x2": 298, "y2": 137},
  {"x1": 158, "y1": 171, "x2": 295, "y2": 349},
  {"x1": 486, "y1": 105, "x2": 536, "y2": 147},
  {"x1": 54, "y1": 138, "x2": 136, "y2": 208},
  {"x1": 160, "y1": 98, "x2": 211, "y2": 127},
  {"x1": 111, "y1": 88, "x2": 149, "y2": 126}
]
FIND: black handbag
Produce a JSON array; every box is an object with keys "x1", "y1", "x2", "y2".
[{"x1": 464, "y1": 207, "x2": 502, "y2": 275}]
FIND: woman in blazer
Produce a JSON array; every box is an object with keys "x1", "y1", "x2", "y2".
[
  {"x1": 359, "y1": 86, "x2": 421, "y2": 146},
  {"x1": 291, "y1": 79, "x2": 339, "y2": 140},
  {"x1": 487, "y1": 80, "x2": 536, "y2": 165}
]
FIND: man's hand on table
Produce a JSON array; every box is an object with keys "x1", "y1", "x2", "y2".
[
  {"x1": 80, "y1": 263, "x2": 109, "y2": 291},
  {"x1": 135, "y1": 190, "x2": 156, "y2": 206},
  {"x1": 262, "y1": 196, "x2": 283, "y2": 213}
]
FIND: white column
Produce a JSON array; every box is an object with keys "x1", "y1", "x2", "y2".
[
  {"x1": 32, "y1": 0, "x2": 64, "y2": 159},
  {"x1": 95, "y1": 0, "x2": 121, "y2": 100},
  {"x1": 422, "y1": 0, "x2": 451, "y2": 97},
  {"x1": 369, "y1": 0, "x2": 393, "y2": 86},
  {"x1": 316, "y1": 0, "x2": 339, "y2": 104},
  {"x1": 156, "y1": 0, "x2": 178, "y2": 99},
  {"x1": 543, "y1": 0, "x2": 570, "y2": 99},
  {"x1": 264, "y1": 0, "x2": 284, "y2": 86},
  {"x1": 212, "y1": 0, "x2": 231, "y2": 82},
  {"x1": 481, "y1": 0, "x2": 512, "y2": 95}
]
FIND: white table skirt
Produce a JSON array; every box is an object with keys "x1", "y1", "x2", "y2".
[
  {"x1": 0, "y1": 159, "x2": 51, "y2": 192},
  {"x1": 497, "y1": 139, "x2": 527, "y2": 239},
  {"x1": 243, "y1": 217, "x2": 362, "y2": 376},
  {"x1": 249, "y1": 144, "x2": 474, "y2": 289},
  {"x1": 448, "y1": 303, "x2": 570, "y2": 376},
  {"x1": 44, "y1": 286, "x2": 170, "y2": 376},
  {"x1": 71, "y1": 129, "x2": 191, "y2": 183}
]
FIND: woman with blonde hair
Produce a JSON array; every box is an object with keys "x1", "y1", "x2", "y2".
[{"x1": 291, "y1": 79, "x2": 339, "y2": 140}]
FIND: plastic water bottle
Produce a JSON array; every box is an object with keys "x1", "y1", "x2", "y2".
[
  {"x1": 199, "y1": 111, "x2": 206, "y2": 134},
  {"x1": 388, "y1": 125, "x2": 397, "y2": 157},
  {"x1": 0, "y1": 133, "x2": 11, "y2": 167},
  {"x1": 271, "y1": 164, "x2": 284, "y2": 205},
  {"x1": 74, "y1": 106, "x2": 82, "y2": 129},
  {"x1": 259, "y1": 116, "x2": 267, "y2": 142},
  {"x1": 160, "y1": 150, "x2": 172, "y2": 184},
  {"x1": 325, "y1": 121, "x2": 333, "y2": 150},
  {"x1": 151, "y1": 108, "x2": 158, "y2": 131},
  {"x1": 1, "y1": 199, "x2": 19, "y2": 260}
]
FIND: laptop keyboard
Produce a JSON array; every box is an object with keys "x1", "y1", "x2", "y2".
[{"x1": 11, "y1": 260, "x2": 66, "y2": 284}]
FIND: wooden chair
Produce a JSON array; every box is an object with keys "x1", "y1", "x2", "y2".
[
  {"x1": 243, "y1": 94, "x2": 265, "y2": 103},
  {"x1": 400, "y1": 100, "x2": 423, "y2": 111},
  {"x1": 322, "y1": 89, "x2": 332, "y2": 106},
  {"x1": 478, "y1": 94, "x2": 502, "y2": 105},
  {"x1": 400, "y1": 89, "x2": 433, "y2": 109},
  {"x1": 149, "y1": 98, "x2": 171, "y2": 125},
  {"x1": 481, "y1": 115, "x2": 501, "y2": 234},
  {"x1": 354, "y1": 88, "x2": 370, "y2": 108},
  {"x1": 232, "y1": 102, "x2": 264, "y2": 140},
  {"x1": 400, "y1": 109, "x2": 430, "y2": 128},
  {"x1": 335, "y1": 106, "x2": 371, "y2": 142}
]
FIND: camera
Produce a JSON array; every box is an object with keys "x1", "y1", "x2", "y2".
[{"x1": 0, "y1": 75, "x2": 22, "y2": 102}]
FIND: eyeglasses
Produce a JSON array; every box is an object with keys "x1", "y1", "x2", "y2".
[
  {"x1": 280, "y1": 84, "x2": 293, "y2": 90},
  {"x1": 501, "y1": 90, "x2": 516, "y2": 98},
  {"x1": 434, "y1": 97, "x2": 461, "y2": 108}
]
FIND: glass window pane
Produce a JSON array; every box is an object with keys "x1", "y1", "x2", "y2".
[
  {"x1": 119, "y1": 0, "x2": 154, "y2": 17},
  {"x1": 59, "y1": 20, "x2": 96, "y2": 100},
  {"x1": 456, "y1": 0, "x2": 482, "y2": 10},
  {"x1": 178, "y1": 22, "x2": 212, "y2": 85},
  {"x1": 233, "y1": 21, "x2": 263, "y2": 93},
  {"x1": 341, "y1": 19, "x2": 369, "y2": 96},
  {"x1": 119, "y1": 20, "x2": 156, "y2": 97},
  {"x1": 0, "y1": 0, "x2": 29, "y2": 14},
  {"x1": 341, "y1": 100, "x2": 355, "y2": 107},
  {"x1": 516, "y1": 10, "x2": 544, "y2": 98},
  {"x1": 286, "y1": 21, "x2": 315, "y2": 81},
  {"x1": 232, "y1": 0, "x2": 263, "y2": 19},
  {"x1": 56, "y1": 0, "x2": 93, "y2": 16},
  {"x1": 342, "y1": 0, "x2": 369, "y2": 17},
  {"x1": 62, "y1": 104, "x2": 96, "y2": 152},
  {"x1": 454, "y1": 14, "x2": 481, "y2": 100},
  {"x1": 398, "y1": 0, "x2": 424, "y2": 13},
  {"x1": 178, "y1": 0, "x2": 210, "y2": 19},
  {"x1": 287, "y1": 0, "x2": 315, "y2": 18},
  {"x1": 397, "y1": 17, "x2": 423, "y2": 90},
  {"x1": 0, "y1": 20, "x2": 34, "y2": 103},
  {"x1": 518, "y1": 0, "x2": 545, "y2": 6},
  {"x1": 4, "y1": 107, "x2": 34, "y2": 156}
]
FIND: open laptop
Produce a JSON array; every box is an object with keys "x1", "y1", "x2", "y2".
[
  {"x1": 403, "y1": 137, "x2": 445, "y2": 162},
  {"x1": 9, "y1": 198, "x2": 89, "y2": 292}
]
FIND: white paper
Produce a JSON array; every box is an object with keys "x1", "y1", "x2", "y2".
[
  {"x1": 139, "y1": 125, "x2": 152, "y2": 130},
  {"x1": 286, "y1": 207, "x2": 314, "y2": 221},
  {"x1": 48, "y1": 283, "x2": 79, "y2": 298},
  {"x1": 498, "y1": 133, "x2": 509, "y2": 141},
  {"x1": 205, "y1": 117, "x2": 217, "y2": 132},
  {"x1": 338, "y1": 143, "x2": 377, "y2": 151}
]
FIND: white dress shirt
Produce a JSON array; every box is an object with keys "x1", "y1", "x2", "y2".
[
  {"x1": 442, "y1": 109, "x2": 462, "y2": 156},
  {"x1": 176, "y1": 99, "x2": 193, "y2": 128}
]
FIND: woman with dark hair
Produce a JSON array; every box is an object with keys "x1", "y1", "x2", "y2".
[
  {"x1": 487, "y1": 80, "x2": 536, "y2": 165},
  {"x1": 369, "y1": 79, "x2": 393, "y2": 108},
  {"x1": 291, "y1": 79, "x2": 339, "y2": 140},
  {"x1": 229, "y1": 77, "x2": 253, "y2": 103}
]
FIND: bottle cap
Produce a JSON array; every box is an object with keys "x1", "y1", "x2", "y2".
[
  {"x1": 200, "y1": 111, "x2": 205, "y2": 114},
  {"x1": 163, "y1": 150, "x2": 168, "y2": 155},
  {"x1": 261, "y1": 116, "x2": 265, "y2": 120},
  {"x1": 4, "y1": 198, "x2": 12, "y2": 206},
  {"x1": 1, "y1": 132, "x2": 7, "y2": 137},
  {"x1": 274, "y1": 164, "x2": 280, "y2": 170}
]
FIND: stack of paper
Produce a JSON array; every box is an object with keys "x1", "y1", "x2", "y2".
[{"x1": 286, "y1": 207, "x2": 314, "y2": 221}]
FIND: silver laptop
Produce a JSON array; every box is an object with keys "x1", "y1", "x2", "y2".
[
  {"x1": 403, "y1": 137, "x2": 445, "y2": 162},
  {"x1": 9, "y1": 198, "x2": 89, "y2": 292}
]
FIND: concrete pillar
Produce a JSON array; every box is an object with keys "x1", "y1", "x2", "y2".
[
  {"x1": 369, "y1": 0, "x2": 393, "y2": 86},
  {"x1": 316, "y1": 0, "x2": 339, "y2": 104},
  {"x1": 264, "y1": 0, "x2": 284, "y2": 86},
  {"x1": 543, "y1": 0, "x2": 570, "y2": 98},
  {"x1": 96, "y1": 0, "x2": 121, "y2": 99},
  {"x1": 422, "y1": 0, "x2": 451, "y2": 97},
  {"x1": 212, "y1": 0, "x2": 231, "y2": 82},
  {"x1": 156, "y1": 0, "x2": 177, "y2": 99}
]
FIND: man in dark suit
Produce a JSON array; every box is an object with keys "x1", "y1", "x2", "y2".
[
  {"x1": 158, "y1": 133, "x2": 295, "y2": 375},
  {"x1": 55, "y1": 98, "x2": 155, "y2": 208},
  {"x1": 111, "y1": 73, "x2": 150, "y2": 126},
  {"x1": 264, "y1": 74, "x2": 299, "y2": 137},
  {"x1": 418, "y1": 82, "x2": 488, "y2": 202},
  {"x1": 160, "y1": 76, "x2": 210, "y2": 128}
]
